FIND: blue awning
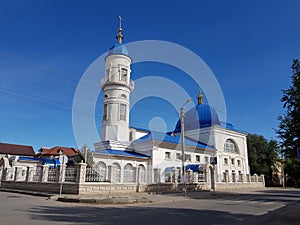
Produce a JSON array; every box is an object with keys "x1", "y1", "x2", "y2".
[
  {"x1": 164, "y1": 166, "x2": 175, "y2": 173},
  {"x1": 185, "y1": 164, "x2": 202, "y2": 172}
]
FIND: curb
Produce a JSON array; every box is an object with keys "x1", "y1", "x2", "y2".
[
  {"x1": 57, "y1": 196, "x2": 152, "y2": 204},
  {"x1": 0, "y1": 188, "x2": 54, "y2": 198}
]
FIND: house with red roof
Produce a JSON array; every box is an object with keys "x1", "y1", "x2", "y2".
[
  {"x1": 0, "y1": 142, "x2": 35, "y2": 157},
  {"x1": 36, "y1": 146, "x2": 83, "y2": 166}
]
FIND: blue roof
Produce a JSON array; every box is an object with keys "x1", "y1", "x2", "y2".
[
  {"x1": 108, "y1": 43, "x2": 129, "y2": 56},
  {"x1": 174, "y1": 104, "x2": 220, "y2": 133},
  {"x1": 133, "y1": 131, "x2": 215, "y2": 150},
  {"x1": 95, "y1": 149, "x2": 150, "y2": 159},
  {"x1": 173, "y1": 104, "x2": 246, "y2": 134}
]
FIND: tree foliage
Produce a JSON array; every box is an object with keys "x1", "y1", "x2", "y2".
[
  {"x1": 277, "y1": 59, "x2": 300, "y2": 158},
  {"x1": 247, "y1": 134, "x2": 279, "y2": 186},
  {"x1": 277, "y1": 59, "x2": 300, "y2": 187}
]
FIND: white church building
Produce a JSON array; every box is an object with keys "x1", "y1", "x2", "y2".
[{"x1": 92, "y1": 24, "x2": 261, "y2": 190}]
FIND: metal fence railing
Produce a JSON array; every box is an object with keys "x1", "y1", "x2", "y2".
[{"x1": 65, "y1": 167, "x2": 77, "y2": 182}]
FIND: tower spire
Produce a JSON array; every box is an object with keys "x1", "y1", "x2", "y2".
[
  {"x1": 116, "y1": 15, "x2": 123, "y2": 44},
  {"x1": 197, "y1": 91, "x2": 204, "y2": 105}
]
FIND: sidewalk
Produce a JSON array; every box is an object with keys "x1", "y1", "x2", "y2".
[
  {"x1": 0, "y1": 187, "x2": 288, "y2": 205},
  {"x1": 0, "y1": 187, "x2": 201, "y2": 204}
]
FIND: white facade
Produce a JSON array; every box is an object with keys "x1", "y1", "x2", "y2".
[{"x1": 93, "y1": 25, "x2": 252, "y2": 188}]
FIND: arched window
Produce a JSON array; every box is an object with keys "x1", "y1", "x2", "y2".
[
  {"x1": 94, "y1": 161, "x2": 107, "y2": 181},
  {"x1": 120, "y1": 94, "x2": 127, "y2": 99},
  {"x1": 112, "y1": 162, "x2": 121, "y2": 182},
  {"x1": 120, "y1": 104, "x2": 126, "y2": 121},
  {"x1": 224, "y1": 139, "x2": 239, "y2": 153},
  {"x1": 120, "y1": 68, "x2": 128, "y2": 82},
  {"x1": 104, "y1": 94, "x2": 108, "y2": 99},
  {"x1": 124, "y1": 163, "x2": 135, "y2": 182},
  {"x1": 138, "y1": 164, "x2": 146, "y2": 183},
  {"x1": 103, "y1": 104, "x2": 108, "y2": 121}
]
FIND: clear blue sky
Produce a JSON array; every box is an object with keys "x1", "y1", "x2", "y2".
[{"x1": 0, "y1": 0, "x2": 299, "y2": 151}]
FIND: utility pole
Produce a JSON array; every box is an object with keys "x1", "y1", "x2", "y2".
[
  {"x1": 282, "y1": 151, "x2": 285, "y2": 188},
  {"x1": 84, "y1": 144, "x2": 88, "y2": 164},
  {"x1": 180, "y1": 98, "x2": 192, "y2": 197},
  {"x1": 180, "y1": 107, "x2": 186, "y2": 196}
]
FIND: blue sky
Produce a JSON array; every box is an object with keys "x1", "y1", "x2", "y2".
[{"x1": 0, "y1": 0, "x2": 299, "y2": 151}]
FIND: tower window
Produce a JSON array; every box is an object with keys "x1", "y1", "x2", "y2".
[
  {"x1": 224, "y1": 139, "x2": 239, "y2": 153},
  {"x1": 120, "y1": 104, "x2": 126, "y2": 121},
  {"x1": 103, "y1": 104, "x2": 108, "y2": 121},
  {"x1": 121, "y1": 68, "x2": 127, "y2": 82}
]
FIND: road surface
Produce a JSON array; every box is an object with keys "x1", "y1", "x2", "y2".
[{"x1": 0, "y1": 188, "x2": 299, "y2": 225}]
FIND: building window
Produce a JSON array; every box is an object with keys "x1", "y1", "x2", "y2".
[
  {"x1": 237, "y1": 160, "x2": 241, "y2": 166},
  {"x1": 231, "y1": 158, "x2": 235, "y2": 165},
  {"x1": 124, "y1": 163, "x2": 134, "y2": 182},
  {"x1": 112, "y1": 162, "x2": 121, "y2": 182},
  {"x1": 205, "y1": 156, "x2": 209, "y2": 163},
  {"x1": 165, "y1": 152, "x2": 171, "y2": 160},
  {"x1": 139, "y1": 164, "x2": 146, "y2": 183},
  {"x1": 185, "y1": 154, "x2": 191, "y2": 162},
  {"x1": 121, "y1": 68, "x2": 127, "y2": 82},
  {"x1": 196, "y1": 155, "x2": 200, "y2": 162},
  {"x1": 176, "y1": 153, "x2": 181, "y2": 160},
  {"x1": 94, "y1": 161, "x2": 107, "y2": 182},
  {"x1": 121, "y1": 94, "x2": 127, "y2": 99},
  {"x1": 120, "y1": 104, "x2": 126, "y2": 121},
  {"x1": 224, "y1": 158, "x2": 228, "y2": 165},
  {"x1": 224, "y1": 139, "x2": 238, "y2": 153},
  {"x1": 103, "y1": 104, "x2": 108, "y2": 121}
]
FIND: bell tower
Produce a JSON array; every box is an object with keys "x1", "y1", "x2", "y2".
[{"x1": 99, "y1": 16, "x2": 134, "y2": 145}]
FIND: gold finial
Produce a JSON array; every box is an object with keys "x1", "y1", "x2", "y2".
[
  {"x1": 116, "y1": 15, "x2": 123, "y2": 44},
  {"x1": 197, "y1": 91, "x2": 204, "y2": 105}
]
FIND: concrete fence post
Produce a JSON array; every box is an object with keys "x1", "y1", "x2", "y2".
[
  {"x1": 76, "y1": 163, "x2": 87, "y2": 184},
  {"x1": 41, "y1": 165, "x2": 49, "y2": 182},
  {"x1": 254, "y1": 174, "x2": 258, "y2": 183},
  {"x1": 25, "y1": 166, "x2": 34, "y2": 182},
  {"x1": 14, "y1": 167, "x2": 18, "y2": 181},
  {"x1": 57, "y1": 165, "x2": 66, "y2": 183},
  {"x1": 107, "y1": 165, "x2": 115, "y2": 183},
  {"x1": 172, "y1": 168, "x2": 179, "y2": 184},
  {"x1": 187, "y1": 169, "x2": 193, "y2": 184},
  {"x1": 261, "y1": 174, "x2": 265, "y2": 186},
  {"x1": 247, "y1": 174, "x2": 251, "y2": 183},
  {"x1": 2, "y1": 168, "x2": 8, "y2": 181}
]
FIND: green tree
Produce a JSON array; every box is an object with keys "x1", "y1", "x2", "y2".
[
  {"x1": 247, "y1": 134, "x2": 279, "y2": 186},
  {"x1": 277, "y1": 59, "x2": 300, "y2": 158},
  {"x1": 277, "y1": 59, "x2": 300, "y2": 187}
]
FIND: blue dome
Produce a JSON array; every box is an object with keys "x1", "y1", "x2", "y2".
[
  {"x1": 174, "y1": 104, "x2": 220, "y2": 133},
  {"x1": 108, "y1": 43, "x2": 129, "y2": 56}
]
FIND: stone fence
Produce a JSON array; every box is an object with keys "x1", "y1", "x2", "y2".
[{"x1": 0, "y1": 163, "x2": 265, "y2": 194}]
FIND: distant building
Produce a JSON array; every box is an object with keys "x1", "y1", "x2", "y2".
[
  {"x1": 36, "y1": 146, "x2": 83, "y2": 166},
  {"x1": 0, "y1": 142, "x2": 35, "y2": 157}
]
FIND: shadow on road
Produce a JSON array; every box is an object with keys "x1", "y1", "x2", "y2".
[
  {"x1": 24, "y1": 205, "x2": 255, "y2": 225},
  {"x1": 182, "y1": 188, "x2": 300, "y2": 204}
]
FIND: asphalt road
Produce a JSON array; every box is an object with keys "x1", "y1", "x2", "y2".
[{"x1": 0, "y1": 188, "x2": 299, "y2": 225}]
